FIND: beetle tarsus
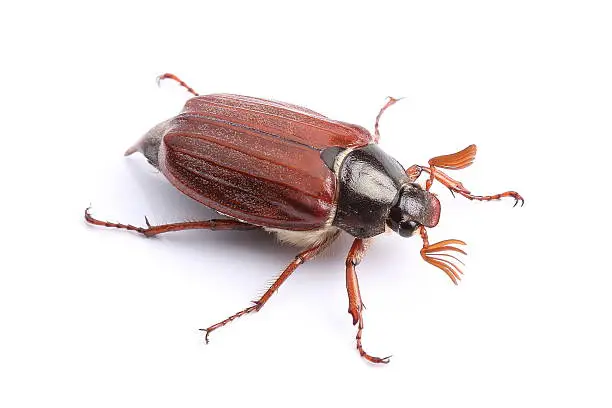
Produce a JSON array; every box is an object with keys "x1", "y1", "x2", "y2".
[
  {"x1": 156, "y1": 73, "x2": 199, "y2": 97},
  {"x1": 201, "y1": 329, "x2": 212, "y2": 344},
  {"x1": 462, "y1": 190, "x2": 524, "y2": 207},
  {"x1": 512, "y1": 193, "x2": 525, "y2": 207},
  {"x1": 200, "y1": 304, "x2": 257, "y2": 344},
  {"x1": 199, "y1": 328, "x2": 213, "y2": 344},
  {"x1": 85, "y1": 209, "x2": 259, "y2": 237},
  {"x1": 85, "y1": 207, "x2": 146, "y2": 235},
  {"x1": 362, "y1": 352, "x2": 392, "y2": 365},
  {"x1": 356, "y1": 317, "x2": 391, "y2": 364}
]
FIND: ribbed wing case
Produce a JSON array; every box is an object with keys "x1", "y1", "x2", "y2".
[{"x1": 157, "y1": 94, "x2": 374, "y2": 230}]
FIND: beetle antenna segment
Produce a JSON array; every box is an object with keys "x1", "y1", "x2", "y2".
[
  {"x1": 200, "y1": 233, "x2": 339, "y2": 344},
  {"x1": 425, "y1": 144, "x2": 477, "y2": 191},
  {"x1": 373, "y1": 97, "x2": 403, "y2": 143},
  {"x1": 156, "y1": 73, "x2": 200, "y2": 97},
  {"x1": 345, "y1": 238, "x2": 391, "y2": 364},
  {"x1": 419, "y1": 227, "x2": 466, "y2": 285}
]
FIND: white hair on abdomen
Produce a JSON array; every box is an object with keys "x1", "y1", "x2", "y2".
[{"x1": 264, "y1": 226, "x2": 340, "y2": 248}]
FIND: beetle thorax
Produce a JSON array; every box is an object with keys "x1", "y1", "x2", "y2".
[{"x1": 326, "y1": 144, "x2": 410, "y2": 239}]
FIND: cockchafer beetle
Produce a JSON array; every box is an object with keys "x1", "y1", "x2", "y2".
[{"x1": 86, "y1": 73, "x2": 523, "y2": 364}]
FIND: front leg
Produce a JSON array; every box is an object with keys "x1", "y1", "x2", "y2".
[
  {"x1": 406, "y1": 145, "x2": 524, "y2": 206},
  {"x1": 345, "y1": 238, "x2": 391, "y2": 364}
]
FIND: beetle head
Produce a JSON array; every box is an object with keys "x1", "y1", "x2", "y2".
[{"x1": 386, "y1": 183, "x2": 441, "y2": 237}]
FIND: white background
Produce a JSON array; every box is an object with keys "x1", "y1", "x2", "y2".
[{"x1": 1, "y1": 1, "x2": 611, "y2": 407}]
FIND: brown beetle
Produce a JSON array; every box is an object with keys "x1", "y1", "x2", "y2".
[{"x1": 86, "y1": 73, "x2": 523, "y2": 364}]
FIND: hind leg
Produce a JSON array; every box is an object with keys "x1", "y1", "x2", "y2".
[{"x1": 84, "y1": 207, "x2": 259, "y2": 237}]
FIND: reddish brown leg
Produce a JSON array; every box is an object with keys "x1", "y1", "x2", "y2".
[
  {"x1": 345, "y1": 238, "x2": 391, "y2": 364},
  {"x1": 84, "y1": 207, "x2": 258, "y2": 237},
  {"x1": 201, "y1": 231, "x2": 339, "y2": 343},
  {"x1": 406, "y1": 145, "x2": 524, "y2": 207},
  {"x1": 374, "y1": 97, "x2": 403, "y2": 143},
  {"x1": 434, "y1": 175, "x2": 524, "y2": 206},
  {"x1": 462, "y1": 190, "x2": 524, "y2": 206},
  {"x1": 156, "y1": 73, "x2": 200, "y2": 97}
]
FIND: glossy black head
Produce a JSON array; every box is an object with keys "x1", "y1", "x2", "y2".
[{"x1": 387, "y1": 183, "x2": 441, "y2": 237}]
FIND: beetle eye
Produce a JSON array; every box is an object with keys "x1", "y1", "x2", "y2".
[
  {"x1": 386, "y1": 207, "x2": 420, "y2": 237},
  {"x1": 398, "y1": 220, "x2": 419, "y2": 237},
  {"x1": 387, "y1": 206, "x2": 403, "y2": 231}
]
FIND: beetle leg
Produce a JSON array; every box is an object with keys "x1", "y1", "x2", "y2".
[
  {"x1": 200, "y1": 231, "x2": 339, "y2": 343},
  {"x1": 405, "y1": 164, "x2": 423, "y2": 182},
  {"x1": 156, "y1": 73, "x2": 200, "y2": 97},
  {"x1": 412, "y1": 166, "x2": 525, "y2": 207},
  {"x1": 84, "y1": 207, "x2": 259, "y2": 237},
  {"x1": 374, "y1": 97, "x2": 403, "y2": 143},
  {"x1": 345, "y1": 238, "x2": 391, "y2": 364},
  {"x1": 407, "y1": 144, "x2": 524, "y2": 206}
]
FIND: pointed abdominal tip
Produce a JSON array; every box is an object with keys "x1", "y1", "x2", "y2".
[{"x1": 124, "y1": 145, "x2": 139, "y2": 156}]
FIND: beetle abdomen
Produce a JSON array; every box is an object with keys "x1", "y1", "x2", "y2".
[{"x1": 129, "y1": 94, "x2": 374, "y2": 230}]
